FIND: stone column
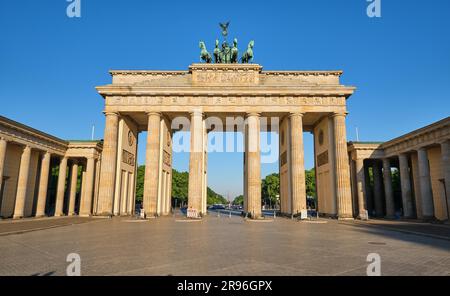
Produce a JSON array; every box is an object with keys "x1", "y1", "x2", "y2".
[
  {"x1": 0, "y1": 138, "x2": 7, "y2": 197},
  {"x1": 35, "y1": 152, "x2": 51, "y2": 217},
  {"x1": 364, "y1": 163, "x2": 374, "y2": 215},
  {"x1": 245, "y1": 113, "x2": 262, "y2": 218},
  {"x1": 331, "y1": 112, "x2": 353, "y2": 219},
  {"x1": 441, "y1": 140, "x2": 450, "y2": 220},
  {"x1": 13, "y1": 146, "x2": 32, "y2": 219},
  {"x1": 441, "y1": 140, "x2": 450, "y2": 219},
  {"x1": 382, "y1": 158, "x2": 395, "y2": 218},
  {"x1": 55, "y1": 156, "x2": 68, "y2": 217},
  {"x1": 188, "y1": 111, "x2": 204, "y2": 214},
  {"x1": 143, "y1": 112, "x2": 161, "y2": 217},
  {"x1": 355, "y1": 158, "x2": 367, "y2": 218},
  {"x1": 289, "y1": 113, "x2": 306, "y2": 215},
  {"x1": 97, "y1": 112, "x2": 119, "y2": 216},
  {"x1": 417, "y1": 147, "x2": 434, "y2": 219},
  {"x1": 373, "y1": 160, "x2": 384, "y2": 217},
  {"x1": 68, "y1": 162, "x2": 79, "y2": 216},
  {"x1": 80, "y1": 157, "x2": 96, "y2": 217},
  {"x1": 398, "y1": 153, "x2": 414, "y2": 218}
]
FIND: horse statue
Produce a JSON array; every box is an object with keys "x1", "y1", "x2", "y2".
[
  {"x1": 231, "y1": 38, "x2": 239, "y2": 63},
  {"x1": 213, "y1": 40, "x2": 221, "y2": 63},
  {"x1": 241, "y1": 40, "x2": 254, "y2": 64},
  {"x1": 199, "y1": 41, "x2": 212, "y2": 63}
]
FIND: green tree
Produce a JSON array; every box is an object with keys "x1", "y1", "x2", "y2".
[
  {"x1": 233, "y1": 195, "x2": 244, "y2": 205},
  {"x1": 172, "y1": 169, "x2": 189, "y2": 204},
  {"x1": 207, "y1": 187, "x2": 228, "y2": 205},
  {"x1": 305, "y1": 168, "x2": 316, "y2": 198},
  {"x1": 135, "y1": 165, "x2": 145, "y2": 203},
  {"x1": 134, "y1": 166, "x2": 227, "y2": 206},
  {"x1": 262, "y1": 173, "x2": 280, "y2": 207}
]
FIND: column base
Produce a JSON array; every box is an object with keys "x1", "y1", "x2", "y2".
[
  {"x1": 34, "y1": 214, "x2": 46, "y2": 218},
  {"x1": 244, "y1": 214, "x2": 263, "y2": 220},
  {"x1": 13, "y1": 215, "x2": 23, "y2": 220},
  {"x1": 79, "y1": 214, "x2": 92, "y2": 218},
  {"x1": 338, "y1": 215, "x2": 354, "y2": 221},
  {"x1": 93, "y1": 212, "x2": 112, "y2": 217},
  {"x1": 421, "y1": 216, "x2": 436, "y2": 222}
]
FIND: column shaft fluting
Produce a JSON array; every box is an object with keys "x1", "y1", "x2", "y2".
[
  {"x1": 373, "y1": 160, "x2": 384, "y2": 217},
  {"x1": 80, "y1": 157, "x2": 95, "y2": 217},
  {"x1": 245, "y1": 113, "x2": 262, "y2": 218},
  {"x1": 13, "y1": 146, "x2": 32, "y2": 219},
  {"x1": 68, "y1": 162, "x2": 79, "y2": 216},
  {"x1": 399, "y1": 153, "x2": 414, "y2": 218},
  {"x1": 0, "y1": 138, "x2": 7, "y2": 198},
  {"x1": 332, "y1": 113, "x2": 353, "y2": 219},
  {"x1": 355, "y1": 158, "x2": 367, "y2": 217},
  {"x1": 143, "y1": 112, "x2": 161, "y2": 216},
  {"x1": 97, "y1": 112, "x2": 119, "y2": 216},
  {"x1": 441, "y1": 141, "x2": 450, "y2": 219},
  {"x1": 289, "y1": 113, "x2": 306, "y2": 215},
  {"x1": 417, "y1": 148, "x2": 434, "y2": 219},
  {"x1": 35, "y1": 152, "x2": 51, "y2": 217},
  {"x1": 383, "y1": 158, "x2": 395, "y2": 218},
  {"x1": 55, "y1": 157, "x2": 68, "y2": 216},
  {"x1": 188, "y1": 111, "x2": 204, "y2": 214}
]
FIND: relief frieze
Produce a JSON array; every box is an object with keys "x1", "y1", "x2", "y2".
[{"x1": 107, "y1": 96, "x2": 345, "y2": 107}]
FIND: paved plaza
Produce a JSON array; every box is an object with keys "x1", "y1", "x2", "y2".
[{"x1": 0, "y1": 215, "x2": 449, "y2": 276}]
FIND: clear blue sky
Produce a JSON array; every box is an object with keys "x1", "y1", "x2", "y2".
[{"x1": 1, "y1": 0, "x2": 449, "y2": 199}]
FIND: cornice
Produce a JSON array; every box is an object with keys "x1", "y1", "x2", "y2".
[
  {"x1": 96, "y1": 86, "x2": 356, "y2": 97},
  {"x1": 110, "y1": 70, "x2": 188, "y2": 76},
  {"x1": 262, "y1": 71, "x2": 343, "y2": 77},
  {"x1": 0, "y1": 116, "x2": 68, "y2": 150},
  {"x1": 380, "y1": 117, "x2": 450, "y2": 150}
]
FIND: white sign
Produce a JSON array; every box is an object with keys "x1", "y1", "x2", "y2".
[
  {"x1": 187, "y1": 208, "x2": 199, "y2": 219},
  {"x1": 300, "y1": 209, "x2": 308, "y2": 220}
]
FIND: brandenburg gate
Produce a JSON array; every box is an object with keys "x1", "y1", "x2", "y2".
[{"x1": 95, "y1": 63, "x2": 356, "y2": 219}]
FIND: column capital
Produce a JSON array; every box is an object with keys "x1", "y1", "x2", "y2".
[
  {"x1": 440, "y1": 139, "x2": 450, "y2": 145},
  {"x1": 331, "y1": 111, "x2": 348, "y2": 118},
  {"x1": 0, "y1": 136, "x2": 8, "y2": 142},
  {"x1": 23, "y1": 145, "x2": 32, "y2": 152},
  {"x1": 146, "y1": 111, "x2": 162, "y2": 117},
  {"x1": 189, "y1": 110, "x2": 204, "y2": 117},
  {"x1": 245, "y1": 112, "x2": 261, "y2": 118},
  {"x1": 288, "y1": 112, "x2": 305, "y2": 118},
  {"x1": 416, "y1": 146, "x2": 428, "y2": 153},
  {"x1": 103, "y1": 111, "x2": 119, "y2": 117}
]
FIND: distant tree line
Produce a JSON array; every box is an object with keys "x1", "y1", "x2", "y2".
[
  {"x1": 135, "y1": 166, "x2": 227, "y2": 206},
  {"x1": 135, "y1": 166, "x2": 317, "y2": 208}
]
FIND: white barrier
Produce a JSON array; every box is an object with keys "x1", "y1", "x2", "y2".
[{"x1": 187, "y1": 208, "x2": 199, "y2": 219}]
